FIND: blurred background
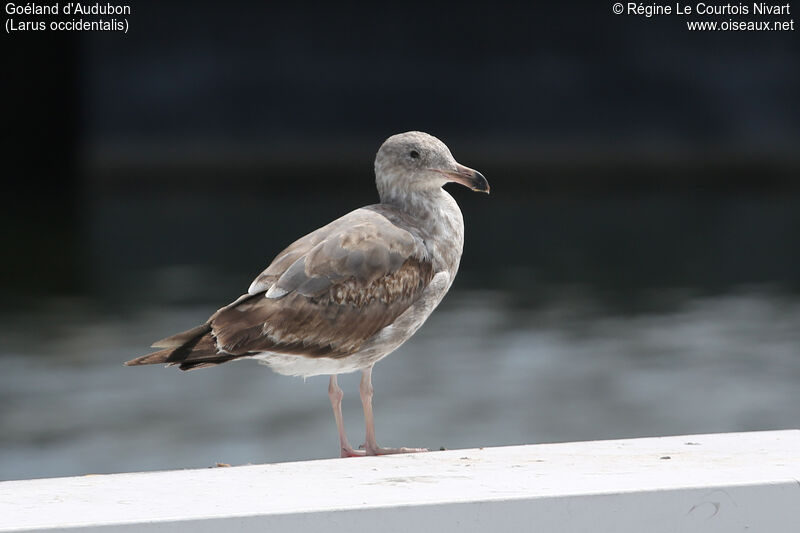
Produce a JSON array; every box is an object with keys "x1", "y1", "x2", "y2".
[{"x1": 2, "y1": 2, "x2": 798, "y2": 481}]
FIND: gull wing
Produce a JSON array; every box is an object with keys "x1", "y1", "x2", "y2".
[{"x1": 127, "y1": 207, "x2": 434, "y2": 370}]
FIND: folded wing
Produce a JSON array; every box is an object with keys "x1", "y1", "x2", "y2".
[{"x1": 126, "y1": 208, "x2": 434, "y2": 370}]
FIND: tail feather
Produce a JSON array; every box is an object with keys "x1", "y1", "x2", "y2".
[
  {"x1": 151, "y1": 323, "x2": 212, "y2": 348},
  {"x1": 124, "y1": 348, "x2": 175, "y2": 366},
  {"x1": 125, "y1": 323, "x2": 242, "y2": 371}
]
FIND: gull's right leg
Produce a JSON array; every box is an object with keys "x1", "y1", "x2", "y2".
[
  {"x1": 359, "y1": 366, "x2": 428, "y2": 456},
  {"x1": 328, "y1": 375, "x2": 365, "y2": 457}
]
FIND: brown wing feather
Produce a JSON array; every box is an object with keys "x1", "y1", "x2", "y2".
[
  {"x1": 125, "y1": 207, "x2": 433, "y2": 371},
  {"x1": 212, "y1": 258, "x2": 433, "y2": 358}
]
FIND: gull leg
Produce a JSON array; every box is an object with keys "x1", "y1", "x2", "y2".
[
  {"x1": 360, "y1": 366, "x2": 428, "y2": 456},
  {"x1": 329, "y1": 375, "x2": 364, "y2": 457}
]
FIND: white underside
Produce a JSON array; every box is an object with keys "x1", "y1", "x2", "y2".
[
  {"x1": 248, "y1": 352, "x2": 370, "y2": 377},
  {"x1": 246, "y1": 271, "x2": 451, "y2": 377}
]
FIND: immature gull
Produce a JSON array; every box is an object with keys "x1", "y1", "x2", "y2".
[{"x1": 125, "y1": 131, "x2": 489, "y2": 457}]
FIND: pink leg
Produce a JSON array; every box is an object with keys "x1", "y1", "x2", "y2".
[
  {"x1": 359, "y1": 366, "x2": 428, "y2": 456},
  {"x1": 328, "y1": 375, "x2": 364, "y2": 458}
]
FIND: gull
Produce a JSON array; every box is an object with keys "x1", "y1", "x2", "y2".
[{"x1": 125, "y1": 131, "x2": 489, "y2": 457}]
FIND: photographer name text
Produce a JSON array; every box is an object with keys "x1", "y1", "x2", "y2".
[{"x1": 621, "y1": 2, "x2": 789, "y2": 16}]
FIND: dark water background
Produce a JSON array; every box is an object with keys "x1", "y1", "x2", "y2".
[{"x1": 2, "y1": 190, "x2": 798, "y2": 481}]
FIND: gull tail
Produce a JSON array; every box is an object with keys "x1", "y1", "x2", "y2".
[
  {"x1": 123, "y1": 347, "x2": 176, "y2": 366},
  {"x1": 125, "y1": 323, "x2": 238, "y2": 371}
]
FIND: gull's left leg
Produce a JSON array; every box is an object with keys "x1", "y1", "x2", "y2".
[
  {"x1": 359, "y1": 366, "x2": 428, "y2": 456},
  {"x1": 329, "y1": 375, "x2": 365, "y2": 457}
]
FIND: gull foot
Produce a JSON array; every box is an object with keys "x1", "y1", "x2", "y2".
[
  {"x1": 365, "y1": 446, "x2": 429, "y2": 456},
  {"x1": 341, "y1": 446, "x2": 366, "y2": 458}
]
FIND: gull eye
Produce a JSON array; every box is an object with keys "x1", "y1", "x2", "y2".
[{"x1": 409, "y1": 150, "x2": 420, "y2": 159}]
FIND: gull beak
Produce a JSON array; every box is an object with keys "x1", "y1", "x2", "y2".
[{"x1": 437, "y1": 163, "x2": 490, "y2": 194}]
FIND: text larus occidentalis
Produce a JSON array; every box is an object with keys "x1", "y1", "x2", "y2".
[{"x1": 125, "y1": 131, "x2": 489, "y2": 457}]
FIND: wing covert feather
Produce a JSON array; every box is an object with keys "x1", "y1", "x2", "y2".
[{"x1": 215, "y1": 208, "x2": 433, "y2": 359}]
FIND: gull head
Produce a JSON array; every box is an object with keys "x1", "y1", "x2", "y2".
[{"x1": 374, "y1": 131, "x2": 489, "y2": 202}]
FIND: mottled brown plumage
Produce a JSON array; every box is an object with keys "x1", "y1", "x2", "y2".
[{"x1": 126, "y1": 208, "x2": 434, "y2": 370}]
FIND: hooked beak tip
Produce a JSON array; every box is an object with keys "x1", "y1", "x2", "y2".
[
  {"x1": 441, "y1": 164, "x2": 490, "y2": 195},
  {"x1": 468, "y1": 170, "x2": 490, "y2": 194}
]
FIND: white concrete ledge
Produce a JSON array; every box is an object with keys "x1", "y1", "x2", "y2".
[{"x1": 1, "y1": 430, "x2": 798, "y2": 532}]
